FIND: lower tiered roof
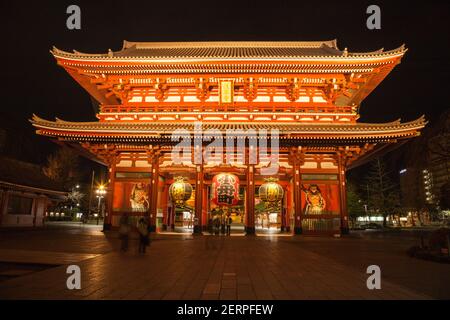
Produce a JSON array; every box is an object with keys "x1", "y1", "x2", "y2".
[{"x1": 31, "y1": 115, "x2": 426, "y2": 145}]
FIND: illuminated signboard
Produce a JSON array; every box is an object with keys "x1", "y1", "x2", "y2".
[{"x1": 219, "y1": 80, "x2": 234, "y2": 105}]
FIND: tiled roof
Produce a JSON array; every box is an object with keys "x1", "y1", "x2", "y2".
[
  {"x1": 114, "y1": 41, "x2": 342, "y2": 59},
  {"x1": 52, "y1": 40, "x2": 406, "y2": 61},
  {"x1": 123, "y1": 40, "x2": 340, "y2": 49},
  {"x1": 31, "y1": 115, "x2": 426, "y2": 143}
]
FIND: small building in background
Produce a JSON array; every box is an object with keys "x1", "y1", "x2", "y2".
[{"x1": 0, "y1": 157, "x2": 67, "y2": 227}]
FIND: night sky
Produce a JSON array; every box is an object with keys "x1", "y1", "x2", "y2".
[{"x1": 1, "y1": 0, "x2": 449, "y2": 168}]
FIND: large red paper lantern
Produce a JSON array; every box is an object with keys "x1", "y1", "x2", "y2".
[{"x1": 212, "y1": 173, "x2": 240, "y2": 206}]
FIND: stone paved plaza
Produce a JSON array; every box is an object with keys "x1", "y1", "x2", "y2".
[{"x1": 0, "y1": 223, "x2": 449, "y2": 300}]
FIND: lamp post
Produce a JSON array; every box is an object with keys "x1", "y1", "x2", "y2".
[
  {"x1": 96, "y1": 185, "x2": 107, "y2": 225},
  {"x1": 363, "y1": 204, "x2": 368, "y2": 224},
  {"x1": 87, "y1": 170, "x2": 95, "y2": 222}
]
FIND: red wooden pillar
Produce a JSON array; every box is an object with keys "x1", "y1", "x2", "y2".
[
  {"x1": 162, "y1": 184, "x2": 169, "y2": 231},
  {"x1": 104, "y1": 160, "x2": 116, "y2": 230},
  {"x1": 149, "y1": 152, "x2": 160, "y2": 232},
  {"x1": 338, "y1": 154, "x2": 349, "y2": 234},
  {"x1": 202, "y1": 185, "x2": 208, "y2": 231},
  {"x1": 280, "y1": 186, "x2": 288, "y2": 232},
  {"x1": 293, "y1": 157, "x2": 303, "y2": 235},
  {"x1": 194, "y1": 164, "x2": 204, "y2": 234},
  {"x1": 246, "y1": 164, "x2": 256, "y2": 235},
  {"x1": 286, "y1": 184, "x2": 292, "y2": 232}
]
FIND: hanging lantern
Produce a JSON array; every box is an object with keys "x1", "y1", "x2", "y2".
[
  {"x1": 259, "y1": 178, "x2": 284, "y2": 204},
  {"x1": 169, "y1": 176, "x2": 193, "y2": 207},
  {"x1": 212, "y1": 173, "x2": 240, "y2": 206}
]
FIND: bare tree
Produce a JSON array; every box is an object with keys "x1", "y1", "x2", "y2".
[
  {"x1": 43, "y1": 147, "x2": 79, "y2": 189},
  {"x1": 67, "y1": 189, "x2": 85, "y2": 205},
  {"x1": 365, "y1": 157, "x2": 401, "y2": 227}
]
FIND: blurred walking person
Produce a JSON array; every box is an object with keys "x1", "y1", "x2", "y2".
[
  {"x1": 137, "y1": 217, "x2": 149, "y2": 253},
  {"x1": 213, "y1": 215, "x2": 220, "y2": 235},
  {"x1": 226, "y1": 215, "x2": 232, "y2": 236},
  {"x1": 119, "y1": 214, "x2": 130, "y2": 252}
]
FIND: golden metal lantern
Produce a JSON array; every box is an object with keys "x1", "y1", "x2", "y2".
[
  {"x1": 259, "y1": 178, "x2": 284, "y2": 203},
  {"x1": 169, "y1": 176, "x2": 193, "y2": 207}
]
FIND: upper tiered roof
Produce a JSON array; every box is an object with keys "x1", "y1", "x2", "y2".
[
  {"x1": 52, "y1": 40, "x2": 405, "y2": 61},
  {"x1": 49, "y1": 39, "x2": 408, "y2": 107}
]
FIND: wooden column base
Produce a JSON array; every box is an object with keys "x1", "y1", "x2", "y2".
[
  {"x1": 149, "y1": 225, "x2": 156, "y2": 232},
  {"x1": 103, "y1": 223, "x2": 112, "y2": 231},
  {"x1": 245, "y1": 226, "x2": 256, "y2": 235},
  {"x1": 193, "y1": 225, "x2": 202, "y2": 234},
  {"x1": 294, "y1": 226, "x2": 303, "y2": 235},
  {"x1": 341, "y1": 226, "x2": 349, "y2": 234}
]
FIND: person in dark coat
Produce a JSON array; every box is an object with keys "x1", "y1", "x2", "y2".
[
  {"x1": 213, "y1": 215, "x2": 220, "y2": 235},
  {"x1": 226, "y1": 214, "x2": 232, "y2": 236},
  {"x1": 137, "y1": 217, "x2": 149, "y2": 253}
]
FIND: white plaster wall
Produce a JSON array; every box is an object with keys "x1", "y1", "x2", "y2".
[{"x1": 2, "y1": 212, "x2": 35, "y2": 227}]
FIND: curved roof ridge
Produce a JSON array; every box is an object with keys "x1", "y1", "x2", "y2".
[
  {"x1": 122, "y1": 40, "x2": 339, "y2": 50},
  {"x1": 348, "y1": 44, "x2": 406, "y2": 57},
  {"x1": 348, "y1": 47, "x2": 384, "y2": 55},
  {"x1": 52, "y1": 46, "x2": 109, "y2": 57},
  {"x1": 73, "y1": 50, "x2": 108, "y2": 57}
]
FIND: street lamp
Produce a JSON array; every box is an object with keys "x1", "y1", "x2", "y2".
[
  {"x1": 95, "y1": 185, "x2": 107, "y2": 225},
  {"x1": 363, "y1": 204, "x2": 368, "y2": 224}
]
